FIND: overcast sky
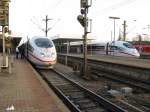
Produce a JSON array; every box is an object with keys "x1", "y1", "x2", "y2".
[{"x1": 9, "y1": 0, "x2": 150, "y2": 41}]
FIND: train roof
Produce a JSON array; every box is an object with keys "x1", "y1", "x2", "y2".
[
  {"x1": 69, "y1": 40, "x2": 132, "y2": 46},
  {"x1": 30, "y1": 36, "x2": 51, "y2": 40}
]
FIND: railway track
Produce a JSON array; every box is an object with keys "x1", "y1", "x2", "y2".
[
  {"x1": 91, "y1": 67, "x2": 150, "y2": 92},
  {"x1": 38, "y1": 69, "x2": 127, "y2": 112},
  {"x1": 56, "y1": 54, "x2": 150, "y2": 111},
  {"x1": 57, "y1": 54, "x2": 150, "y2": 92},
  {"x1": 53, "y1": 63, "x2": 150, "y2": 112}
]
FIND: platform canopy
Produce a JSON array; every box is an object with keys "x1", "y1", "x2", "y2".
[
  {"x1": 0, "y1": 0, "x2": 10, "y2": 26},
  {"x1": 11, "y1": 36, "x2": 22, "y2": 47},
  {"x1": 52, "y1": 34, "x2": 95, "y2": 45},
  {"x1": 0, "y1": 33, "x2": 21, "y2": 48}
]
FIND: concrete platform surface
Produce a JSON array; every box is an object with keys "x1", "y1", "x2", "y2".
[{"x1": 0, "y1": 58, "x2": 70, "y2": 112}]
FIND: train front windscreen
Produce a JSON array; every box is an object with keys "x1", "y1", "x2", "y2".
[{"x1": 35, "y1": 38, "x2": 53, "y2": 48}]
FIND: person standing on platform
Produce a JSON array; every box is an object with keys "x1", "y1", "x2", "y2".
[
  {"x1": 20, "y1": 47, "x2": 24, "y2": 59},
  {"x1": 19, "y1": 44, "x2": 25, "y2": 59},
  {"x1": 106, "y1": 42, "x2": 109, "y2": 55},
  {"x1": 16, "y1": 47, "x2": 19, "y2": 59}
]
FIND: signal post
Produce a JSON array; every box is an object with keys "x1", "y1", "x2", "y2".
[
  {"x1": 0, "y1": 0, "x2": 12, "y2": 73},
  {"x1": 77, "y1": 0, "x2": 92, "y2": 79}
]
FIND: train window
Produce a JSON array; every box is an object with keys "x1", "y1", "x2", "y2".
[
  {"x1": 118, "y1": 47, "x2": 125, "y2": 51},
  {"x1": 35, "y1": 38, "x2": 53, "y2": 48},
  {"x1": 123, "y1": 43, "x2": 133, "y2": 48},
  {"x1": 110, "y1": 46, "x2": 118, "y2": 50}
]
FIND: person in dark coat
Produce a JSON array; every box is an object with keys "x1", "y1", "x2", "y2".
[
  {"x1": 20, "y1": 45, "x2": 24, "y2": 59},
  {"x1": 16, "y1": 47, "x2": 19, "y2": 59}
]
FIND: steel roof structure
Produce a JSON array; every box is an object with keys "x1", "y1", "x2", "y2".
[
  {"x1": 0, "y1": 0, "x2": 10, "y2": 26},
  {"x1": 52, "y1": 34, "x2": 95, "y2": 45}
]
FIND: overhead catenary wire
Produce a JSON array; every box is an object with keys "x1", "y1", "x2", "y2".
[
  {"x1": 29, "y1": 0, "x2": 65, "y2": 33},
  {"x1": 53, "y1": 0, "x2": 65, "y2": 10},
  {"x1": 91, "y1": 0, "x2": 137, "y2": 17},
  {"x1": 30, "y1": 18, "x2": 45, "y2": 32},
  {"x1": 30, "y1": 15, "x2": 61, "y2": 36},
  {"x1": 47, "y1": 19, "x2": 61, "y2": 32},
  {"x1": 42, "y1": 0, "x2": 65, "y2": 14}
]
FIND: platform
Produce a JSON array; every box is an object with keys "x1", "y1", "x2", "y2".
[
  {"x1": 59, "y1": 53, "x2": 150, "y2": 69},
  {"x1": 90, "y1": 54, "x2": 150, "y2": 69},
  {"x1": 0, "y1": 57, "x2": 70, "y2": 112}
]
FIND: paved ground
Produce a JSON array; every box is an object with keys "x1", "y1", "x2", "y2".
[{"x1": 0, "y1": 57, "x2": 70, "y2": 112}]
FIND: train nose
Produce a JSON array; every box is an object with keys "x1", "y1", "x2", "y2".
[
  {"x1": 135, "y1": 52, "x2": 140, "y2": 57},
  {"x1": 133, "y1": 50, "x2": 140, "y2": 57}
]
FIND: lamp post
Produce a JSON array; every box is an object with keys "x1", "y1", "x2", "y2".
[{"x1": 109, "y1": 16, "x2": 120, "y2": 41}]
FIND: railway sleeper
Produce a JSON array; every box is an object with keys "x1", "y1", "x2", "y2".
[
  {"x1": 57, "y1": 84, "x2": 78, "y2": 88},
  {"x1": 62, "y1": 89, "x2": 82, "y2": 94},
  {"x1": 63, "y1": 91, "x2": 85, "y2": 97},
  {"x1": 84, "y1": 108, "x2": 106, "y2": 112},
  {"x1": 58, "y1": 86, "x2": 80, "y2": 91},
  {"x1": 74, "y1": 99, "x2": 92, "y2": 104},
  {"x1": 51, "y1": 80, "x2": 68, "y2": 84},
  {"x1": 69, "y1": 93, "x2": 86, "y2": 99},
  {"x1": 78, "y1": 102, "x2": 99, "y2": 110},
  {"x1": 75, "y1": 100, "x2": 106, "y2": 112}
]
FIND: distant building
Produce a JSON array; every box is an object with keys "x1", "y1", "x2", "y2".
[
  {"x1": 132, "y1": 34, "x2": 142, "y2": 41},
  {"x1": 143, "y1": 34, "x2": 150, "y2": 41}
]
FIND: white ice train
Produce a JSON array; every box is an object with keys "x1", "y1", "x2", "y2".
[
  {"x1": 19, "y1": 36, "x2": 57, "y2": 68},
  {"x1": 70, "y1": 41, "x2": 140, "y2": 58}
]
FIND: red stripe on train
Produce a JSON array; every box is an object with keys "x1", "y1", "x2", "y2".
[{"x1": 28, "y1": 52, "x2": 56, "y2": 63}]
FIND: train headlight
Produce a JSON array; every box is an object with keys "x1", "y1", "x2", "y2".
[
  {"x1": 51, "y1": 52, "x2": 55, "y2": 58},
  {"x1": 40, "y1": 52, "x2": 46, "y2": 57}
]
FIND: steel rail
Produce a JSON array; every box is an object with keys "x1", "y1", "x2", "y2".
[
  {"x1": 57, "y1": 54, "x2": 150, "y2": 90},
  {"x1": 38, "y1": 69, "x2": 127, "y2": 112}
]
